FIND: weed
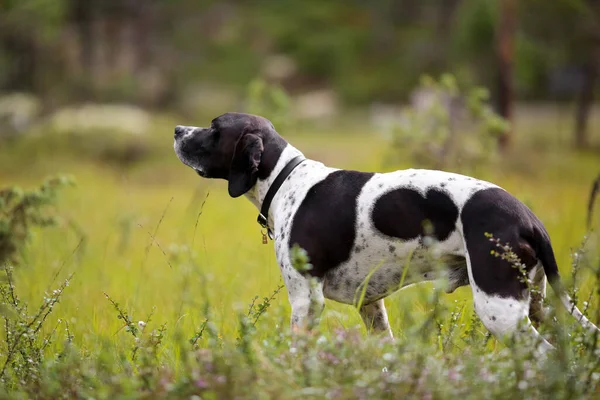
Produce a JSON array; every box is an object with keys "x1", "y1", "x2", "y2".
[
  {"x1": 0, "y1": 176, "x2": 73, "y2": 265},
  {"x1": 244, "y1": 283, "x2": 285, "y2": 330},
  {"x1": 0, "y1": 264, "x2": 72, "y2": 390}
]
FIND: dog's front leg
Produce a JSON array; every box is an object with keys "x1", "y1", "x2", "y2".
[
  {"x1": 359, "y1": 299, "x2": 393, "y2": 338},
  {"x1": 287, "y1": 276, "x2": 325, "y2": 333}
]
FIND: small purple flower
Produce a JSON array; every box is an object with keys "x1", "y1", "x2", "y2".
[{"x1": 195, "y1": 378, "x2": 209, "y2": 389}]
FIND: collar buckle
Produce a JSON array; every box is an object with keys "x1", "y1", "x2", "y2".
[
  {"x1": 257, "y1": 213, "x2": 268, "y2": 228},
  {"x1": 257, "y1": 214, "x2": 274, "y2": 242}
]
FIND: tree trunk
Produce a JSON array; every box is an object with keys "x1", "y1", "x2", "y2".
[
  {"x1": 574, "y1": 0, "x2": 600, "y2": 149},
  {"x1": 497, "y1": 0, "x2": 516, "y2": 151},
  {"x1": 70, "y1": 0, "x2": 95, "y2": 97},
  {"x1": 1, "y1": 34, "x2": 37, "y2": 92},
  {"x1": 574, "y1": 59, "x2": 597, "y2": 149}
]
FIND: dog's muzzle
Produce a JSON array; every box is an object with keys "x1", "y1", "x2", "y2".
[
  {"x1": 194, "y1": 168, "x2": 207, "y2": 177},
  {"x1": 174, "y1": 125, "x2": 186, "y2": 139}
]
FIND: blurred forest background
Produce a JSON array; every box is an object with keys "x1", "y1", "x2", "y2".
[{"x1": 1, "y1": 0, "x2": 600, "y2": 150}]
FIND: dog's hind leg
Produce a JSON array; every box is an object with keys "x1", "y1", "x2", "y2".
[
  {"x1": 528, "y1": 263, "x2": 548, "y2": 325},
  {"x1": 464, "y1": 248, "x2": 554, "y2": 354},
  {"x1": 359, "y1": 299, "x2": 393, "y2": 338}
]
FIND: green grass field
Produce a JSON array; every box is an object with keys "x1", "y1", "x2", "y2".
[{"x1": 1, "y1": 108, "x2": 600, "y2": 398}]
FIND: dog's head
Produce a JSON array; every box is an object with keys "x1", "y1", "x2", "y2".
[{"x1": 174, "y1": 112, "x2": 286, "y2": 198}]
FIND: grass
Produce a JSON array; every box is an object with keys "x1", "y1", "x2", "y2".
[{"x1": 0, "y1": 106, "x2": 599, "y2": 398}]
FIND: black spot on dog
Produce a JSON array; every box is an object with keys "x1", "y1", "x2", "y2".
[
  {"x1": 371, "y1": 188, "x2": 459, "y2": 241},
  {"x1": 461, "y1": 187, "x2": 552, "y2": 298},
  {"x1": 440, "y1": 182, "x2": 446, "y2": 187},
  {"x1": 378, "y1": 183, "x2": 384, "y2": 189},
  {"x1": 491, "y1": 316, "x2": 497, "y2": 321},
  {"x1": 389, "y1": 245, "x2": 396, "y2": 253},
  {"x1": 354, "y1": 246, "x2": 362, "y2": 253},
  {"x1": 289, "y1": 170, "x2": 374, "y2": 278}
]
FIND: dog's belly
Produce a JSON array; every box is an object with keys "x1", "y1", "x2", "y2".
[{"x1": 322, "y1": 233, "x2": 469, "y2": 305}]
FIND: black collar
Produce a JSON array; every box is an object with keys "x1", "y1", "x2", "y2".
[{"x1": 257, "y1": 155, "x2": 305, "y2": 239}]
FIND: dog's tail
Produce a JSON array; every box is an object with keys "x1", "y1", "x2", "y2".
[{"x1": 535, "y1": 227, "x2": 600, "y2": 332}]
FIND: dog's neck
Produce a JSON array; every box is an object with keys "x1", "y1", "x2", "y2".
[{"x1": 245, "y1": 144, "x2": 304, "y2": 211}]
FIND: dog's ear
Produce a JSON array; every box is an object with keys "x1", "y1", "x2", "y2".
[{"x1": 228, "y1": 133, "x2": 264, "y2": 198}]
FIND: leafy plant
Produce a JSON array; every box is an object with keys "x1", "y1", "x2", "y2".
[
  {"x1": 0, "y1": 265, "x2": 72, "y2": 390},
  {"x1": 0, "y1": 175, "x2": 73, "y2": 266},
  {"x1": 245, "y1": 78, "x2": 292, "y2": 132},
  {"x1": 387, "y1": 74, "x2": 509, "y2": 170}
]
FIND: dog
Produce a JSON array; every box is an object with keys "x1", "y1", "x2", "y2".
[{"x1": 174, "y1": 112, "x2": 598, "y2": 352}]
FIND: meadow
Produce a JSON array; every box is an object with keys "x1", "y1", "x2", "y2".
[{"x1": 0, "y1": 105, "x2": 600, "y2": 399}]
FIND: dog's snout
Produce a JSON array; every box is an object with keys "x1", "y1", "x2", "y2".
[{"x1": 174, "y1": 125, "x2": 185, "y2": 138}]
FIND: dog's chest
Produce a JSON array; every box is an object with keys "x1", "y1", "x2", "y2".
[{"x1": 269, "y1": 161, "x2": 338, "y2": 260}]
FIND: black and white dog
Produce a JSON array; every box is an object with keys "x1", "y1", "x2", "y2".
[{"x1": 174, "y1": 112, "x2": 597, "y2": 352}]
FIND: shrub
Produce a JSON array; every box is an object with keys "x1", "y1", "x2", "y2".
[
  {"x1": 245, "y1": 78, "x2": 292, "y2": 132},
  {"x1": 386, "y1": 74, "x2": 509, "y2": 170},
  {"x1": 0, "y1": 176, "x2": 73, "y2": 266}
]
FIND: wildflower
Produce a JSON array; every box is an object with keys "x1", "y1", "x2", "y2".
[
  {"x1": 195, "y1": 378, "x2": 208, "y2": 389},
  {"x1": 138, "y1": 321, "x2": 146, "y2": 329}
]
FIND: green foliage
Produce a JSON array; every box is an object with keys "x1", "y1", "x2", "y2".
[
  {"x1": 387, "y1": 74, "x2": 509, "y2": 170},
  {"x1": 0, "y1": 176, "x2": 73, "y2": 266},
  {"x1": 242, "y1": 283, "x2": 285, "y2": 333},
  {"x1": 0, "y1": 0, "x2": 67, "y2": 42},
  {"x1": 1, "y1": 0, "x2": 596, "y2": 104},
  {"x1": 452, "y1": 0, "x2": 498, "y2": 61},
  {"x1": 1, "y1": 235, "x2": 600, "y2": 398},
  {"x1": 245, "y1": 79, "x2": 292, "y2": 132},
  {"x1": 290, "y1": 244, "x2": 313, "y2": 274},
  {"x1": 0, "y1": 265, "x2": 72, "y2": 391}
]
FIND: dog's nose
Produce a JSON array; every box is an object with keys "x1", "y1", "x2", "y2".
[{"x1": 174, "y1": 125, "x2": 185, "y2": 138}]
